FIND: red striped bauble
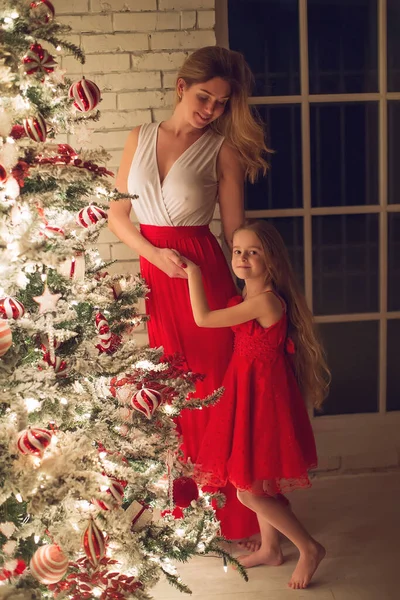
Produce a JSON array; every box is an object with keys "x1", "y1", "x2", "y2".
[
  {"x1": 0, "y1": 296, "x2": 25, "y2": 320},
  {"x1": 23, "y1": 114, "x2": 47, "y2": 142},
  {"x1": 131, "y1": 388, "x2": 162, "y2": 420},
  {"x1": 69, "y1": 78, "x2": 101, "y2": 112},
  {"x1": 76, "y1": 205, "x2": 107, "y2": 228},
  {"x1": 30, "y1": 544, "x2": 68, "y2": 584},
  {"x1": 17, "y1": 427, "x2": 52, "y2": 457},
  {"x1": 82, "y1": 519, "x2": 105, "y2": 567},
  {"x1": 0, "y1": 320, "x2": 12, "y2": 357},
  {"x1": 30, "y1": 0, "x2": 55, "y2": 24},
  {"x1": 92, "y1": 477, "x2": 125, "y2": 511}
]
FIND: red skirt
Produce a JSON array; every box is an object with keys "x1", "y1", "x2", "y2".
[{"x1": 140, "y1": 224, "x2": 259, "y2": 540}]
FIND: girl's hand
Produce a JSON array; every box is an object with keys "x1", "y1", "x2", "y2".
[
  {"x1": 152, "y1": 248, "x2": 188, "y2": 279},
  {"x1": 181, "y1": 256, "x2": 200, "y2": 274}
]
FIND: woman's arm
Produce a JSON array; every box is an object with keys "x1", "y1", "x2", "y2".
[
  {"x1": 217, "y1": 142, "x2": 245, "y2": 249},
  {"x1": 185, "y1": 262, "x2": 278, "y2": 328},
  {"x1": 108, "y1": 127, "x2": 187, "y2": 278}
]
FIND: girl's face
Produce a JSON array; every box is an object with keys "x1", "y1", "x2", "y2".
[
  {"x1": 231, "y1": 229, "x2": 268, "y2": 281},
  {"x1": 177, "y1": 77, "x2": 231, "y2": 129}
]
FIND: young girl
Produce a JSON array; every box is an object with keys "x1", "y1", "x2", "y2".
[{"x1": 183, "y1": 221, "x2": 330, "y2": 590}]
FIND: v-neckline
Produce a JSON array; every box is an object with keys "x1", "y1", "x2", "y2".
[{"x1": 154, "y1": 122, "x2": 210, "y2": 189}]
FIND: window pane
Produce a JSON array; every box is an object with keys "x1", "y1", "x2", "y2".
[
  {"x1": 387, "y1": 319, "x2": 400, "y2": 411},
  {"x1": 308, "y1": 0, "x2": 378, "y2": 94},
  {"x1": 388, "y1": 0, "x2": 400, "y2": 92},
  {"x1": 388, "y1": 213, "x2": 400, "y2": 311},
  {"x1": 317, "y1": 321, "x2": 379, "y2": 416},
  {"x1": 388, "y1": 101, "x2": 400, "y2": 204},
  {"x1": 310, "y1": 103, "x2": 379, "y2": 207},
  {"x1": 312, "y1": 214, "x2": 379, "y2": 315},
  {"x1": 245, "y1": 105, "x2": 302, "y2": 210},
  {"x1": 228, "y1": 0, "x2": 300, "y2": 96}
]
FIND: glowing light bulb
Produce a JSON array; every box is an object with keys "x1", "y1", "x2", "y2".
[
  {"x1": 15, "y1": 493, "x2": 23, "y2": 503},
  {"x1": 25, "y1": 397, "x2": 40, "y2": 412},
  {"x1": 34, "y1": 535, "x2": 40, "y2": 543}
]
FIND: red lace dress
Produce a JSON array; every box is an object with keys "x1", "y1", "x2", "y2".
[{"x1": 195, "y1": 294, "x2": 318, "y2": 496}]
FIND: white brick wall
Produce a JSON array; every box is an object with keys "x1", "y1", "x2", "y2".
[{"x1": 53, "y1": 0, "x2": 216, "y2": 346}]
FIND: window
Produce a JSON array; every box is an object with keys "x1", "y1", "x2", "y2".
[{"x1": 221, "y1": 0, "x2": 400, "y2": 418}]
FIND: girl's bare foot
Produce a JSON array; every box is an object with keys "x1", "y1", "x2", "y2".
[
  {"x1": 288, "y1": 541, "x2": 326, "y2": 589},
  {"x1": 237, "y1": 546, "x2": 284, "y2": 569},
  {"x1": 237, "y1": 537, "x2": 261, "y2": 553}
]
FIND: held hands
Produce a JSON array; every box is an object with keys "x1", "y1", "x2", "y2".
[
  {"x1": 180, "y1": 256, "x2": 200, "y2": 275},
  {"x1": 153, "y1": 247, "x2": 188, "y2": 279}
]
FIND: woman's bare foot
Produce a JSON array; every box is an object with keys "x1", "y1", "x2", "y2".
[
  {"x1": 288, "y1": 541, "x2": 326, "y2": 589},
  {"x1": 237, "y1": 546, "x2": 284, "y2": 569}
]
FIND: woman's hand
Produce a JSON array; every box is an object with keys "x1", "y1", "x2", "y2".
[{"x1": 152, "y1": 248, "x2": 188, "y2": 279}]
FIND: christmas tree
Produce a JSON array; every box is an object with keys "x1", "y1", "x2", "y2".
[{"x1": 0, "y1": 2, "x2": 246, "y2": 598}]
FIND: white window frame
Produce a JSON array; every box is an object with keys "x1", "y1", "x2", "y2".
[{"x1": 216, "y1": 0, "x2": 400, "y2": 445}]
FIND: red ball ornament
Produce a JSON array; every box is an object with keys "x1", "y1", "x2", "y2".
[
  {"x1": 17, "y1": 427, "x2": 52, "y2": 457},
  {"x1": 23, "y1": 114, "x2": 47, "y2": 142},
  {"x1": 173, "y1": 476, "x2": 199, "y2": 508},
  {"x1": 0, "y1": 320, "x2": 12, "y2": 357},
  {"x1": 92, "y1": 477, "x2": 125, "y2": 511},
  {"x1": 0, "y1": 164, "x2": 7, "y2": 183},
  {"x1": 23, "y1": 43, "x2": 57, "y2": 76},
  {"x1": 82, "y1": 519, "x2": 105, "y2": 568},
  {"x1": 0, "y1": 296, "x2": 25, "y2": 320},
  {"x1": 69, "y1": 78, "x2": 101, "y2": 112},
  {"x1": 76, "y1": 205, "x2": 107, "y2": 228},
  {"x1": 30, "y1": 544, "x2": 68, "y2": 585},
  {"x1": 30, "y1": 0, "x2": 55, "y2": 23},
  {"x1": 131, "y1": 388, "x2": 162, "y2": 420}
]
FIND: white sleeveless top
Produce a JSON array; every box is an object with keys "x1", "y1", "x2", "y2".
[{"x1": 127, "y1": 122, "x2": 225, "y2": 226}]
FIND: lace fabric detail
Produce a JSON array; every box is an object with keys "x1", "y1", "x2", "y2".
[{"x1": 195, "y1": 466, "x2": 316, "y2": 497}]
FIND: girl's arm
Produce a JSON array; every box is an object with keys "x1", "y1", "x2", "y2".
[
  {"x1": 108, "y1": 128, "x2": 187, "y2": 279},
  {"x1": 185, "y1": 263, "x2": 276, "y2": 328},
  {"x1": 217, "y1": 142, "x2": 245, "y2": 249}
]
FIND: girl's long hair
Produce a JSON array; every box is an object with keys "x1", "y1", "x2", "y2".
[
  {"x1": 237, "y1": 221, "x2": 331, "y2": 409},
  {"x1": 176, "y1": 46, "x2": 270, "y2": 183}
]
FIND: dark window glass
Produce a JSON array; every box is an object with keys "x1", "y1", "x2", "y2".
[
  {"x1": 310, "y1": 103, "x2": 379, "y2": 207},
  {"x1": 308, "y1": 0, "x2": 378, "y2": 94},
  {"x1": 245, "y1": 105, "x2": 302, "y2": 210},
  {"x1": 387, "y1": 319, "x2": 400, "y2": 411},
  {"x1": 388, "y1": 213, "x2": 400, "y2": 311},
  {"x1": 388, "y1": 102, "x2": 400, "y2": 205},
  {"x1": 228, "y1": 0, "x2": 300, "y2": 96},
  {"x1": 388, "y1": 0, "x2": 400, "y2": 92},
  {"x1": 312, "y1": 214, "x2": 379, "y2": 315},
  {"x1": 317, "y1": 321, "x2": 379, "y2": 415}
]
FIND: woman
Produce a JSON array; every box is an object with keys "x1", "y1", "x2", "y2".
[{"x1": 109, "y1": 46, "x2": 269, "y2": 541}]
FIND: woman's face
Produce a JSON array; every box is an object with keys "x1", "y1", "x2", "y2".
[{"x1": 177, "y1": 77, "x2": 231, "y2": 129}]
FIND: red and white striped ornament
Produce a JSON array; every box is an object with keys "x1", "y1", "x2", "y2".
[
  {"x1": 82, "y1": 519, "x2": 105, "y2": 567},
  {"x1": 92, "y1": 477, "x2": 125, "y2": 511},
  {"x1": 76, "y1": 205, "x2": 107, "y2": 228},
  {"x1": 125, "y1": 500, "x2": 152, "y2": 532},
  {"x1": 69, "y1": 78, "x2": 101, "y2": 112},
  {"x1": 58, "y1": 253, "x2": 86, "y2": 281},
  {"x1": 95, "y1": 312, "x2": 111, "y2": 351},
  {"x1": 0, "y1": 296, "x2": 25, "y2": 320},
  {"x1": 23, "y1": 43, "x2": 57, "y2": 76},
  {"x1": 30, "y1": 0, "x2": 55, "y2": 24},
  {"x1": 17, "y1": 427, "x2": 52, "y2": 457},
  {"x1": 42, "y1": 225, "x2": 65, "y2": 239},
  {"x1": 30, "y1": 544, "x2": 68, "y2": 585},
  {"x1": 0, "y1": 320, "x2": 12, "y2": 357},
  {"x1": 41, "y1": 355, "x2": 69, "y2": 378},
  {"x1": 131, "y1": 388, "x2": 162, "y2": 420},
  {"x1": 23, "y1": 114, "x2": 47, "y2": 142}
]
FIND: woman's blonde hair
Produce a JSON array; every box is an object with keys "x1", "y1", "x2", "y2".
[
  {"x1": 236, "y1": 221, "x2": 331, "y2": 409},
  {"x1": 176, "y1": 46, "x2": 270, "y2": 183}
]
